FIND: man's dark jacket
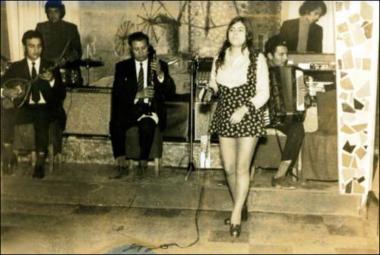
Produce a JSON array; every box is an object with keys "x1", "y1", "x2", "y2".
[{"x1": 280, "y1": 18, "x2": 323, "y2": 53}]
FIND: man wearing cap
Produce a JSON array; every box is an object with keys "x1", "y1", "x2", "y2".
[{"x1": 36, "y1": 0, "x2": 83, "y2": 158}]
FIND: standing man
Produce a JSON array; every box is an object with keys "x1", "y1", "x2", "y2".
[
  {"x1": 1, "y1": 30, "x2": 64, "y2": 178},
  {"x1": 264, "y1": 35, "x2": 306, "y2": 189},
  {"x1": 279, "y1": 1, "x2": 327, "y2": 53},
  {"x1": 36, "y1": 0, "x2": 83, "y2": 158},
  {"x1": 110, "y1": 32, "x2": 175, "y2": 179}
]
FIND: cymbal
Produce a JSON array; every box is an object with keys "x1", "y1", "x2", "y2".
[{"x1": 77, "y1": 58, "x2": 104, "y2": 68}]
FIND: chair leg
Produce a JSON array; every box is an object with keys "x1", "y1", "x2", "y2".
[
  {"x1": 128, "y1": 159, "x2": 134, "y2": 170},
  {"x1": 48, "y1": 143, "x2": 54, "y2": 174},
  {"x1": 154, "y1": 158, "x2": 161, "y2": 177},
  {"x1": 250, "y1": 165, "x2": 256, "y2": 181},
  {"x1": 31, "y1": 151, "x2": 37, "y2": 167}
]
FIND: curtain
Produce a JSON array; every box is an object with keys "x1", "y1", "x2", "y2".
[{"x1": 6, "y1": 1, "x2": 80, "y2": 61}]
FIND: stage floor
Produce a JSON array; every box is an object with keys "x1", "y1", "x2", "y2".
[{"x1": 1, "y1": 163, "x2": 378, "y2": 254}]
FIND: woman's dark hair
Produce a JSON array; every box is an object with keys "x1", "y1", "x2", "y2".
[
  {"x1": 216, "y1": 16, "x2": 255, "y2": 72},
  {"x1": 299, "y1": 1, "x2": 327, "y2": 17},
  {"x1": 45, "y1": 0, "x2": 66, "y2": 19}
]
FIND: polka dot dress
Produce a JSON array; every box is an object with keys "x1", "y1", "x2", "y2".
[{"x1": 209, "y1": 51, "x2": 266, "y2": 138}]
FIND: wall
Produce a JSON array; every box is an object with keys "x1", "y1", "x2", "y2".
[
  {"x1": 335, "y1": 1, "x2": 379, "y2": 204},
  {"x1": 76, "y1": 1, "x2": 281, "y2": 93}
]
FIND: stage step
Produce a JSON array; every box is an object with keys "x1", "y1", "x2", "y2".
[
  {"x1": 60, "y1": 133, "x2": 286, "y2": 169},
  {"x1": 1, "y1": 164, "x2": 362, "y2": 217}
]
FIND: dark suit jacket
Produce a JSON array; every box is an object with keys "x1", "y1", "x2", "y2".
[
  {"x1": 279, "y1": 18, "x2": 323, "y2": 53},
  {"x1": 36, "y1": 20, "x2": 82, "y2": 62},
  {"x1": 110, "y1": 58, "x2": 176, "y2": 130},
  {"x1": 1, "y1": 58, "x2": 65, "y2": 108}
]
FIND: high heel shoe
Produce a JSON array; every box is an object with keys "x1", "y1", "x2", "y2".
[
  {"x1": 224, "y1": 204, "x2": 248, "y2": 225},
  {"x1": 230, "y1": 224, "x2": 241, "y2": 238}
]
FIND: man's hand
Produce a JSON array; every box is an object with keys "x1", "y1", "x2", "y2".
[
  {"x1": 39, "y1": 69, "x2": 53, "y2": 81},
  {"x1": 136, "y1": 87, "x2": 155, "y2": 99},
  {"x1": 3, "y1": 85, "x2": 22, "y2": 99},
  {"x1": 151, "y1": 57, "x2": 164, "y2": 78}
]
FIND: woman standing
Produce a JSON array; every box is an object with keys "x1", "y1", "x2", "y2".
[{"x1": 206, "y1": 16, "x2": 269, "y2": 237}]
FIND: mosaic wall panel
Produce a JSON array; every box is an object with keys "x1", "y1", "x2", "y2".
[{"x1": 335, "y1": 1, "x2": 379, "y2": 197}]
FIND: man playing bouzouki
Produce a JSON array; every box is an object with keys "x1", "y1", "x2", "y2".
[{"x1": 1, "y1": 30, "x2": 65, "y2": 178}]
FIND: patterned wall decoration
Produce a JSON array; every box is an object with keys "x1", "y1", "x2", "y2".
[
  {"x1": 77, "y1": 1, "x2": 281, "y2": 90},
  {"x1": 335, "y1": 1, "x2": 379, "y2": 202}
]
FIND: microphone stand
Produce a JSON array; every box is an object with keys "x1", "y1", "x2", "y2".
[{"x1": 185, "y1": 56, "x2": 198, "y2": 181}]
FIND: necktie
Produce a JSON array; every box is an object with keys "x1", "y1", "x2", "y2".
[
  {"x1": 137, "y1": 62, "x2": 144, "y2": 91},
  {"x1": 31, "y1": 62, "x2": 40, "y2": 102}
]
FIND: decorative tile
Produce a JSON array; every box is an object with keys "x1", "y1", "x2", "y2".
[
  {"x1": 342, "y1": 50, "x2": 354, "y2": 69},
  {"x1": 360, "y1": 1, "x2": 373, "y2": 20},
  {"x1": 352, "y1": 180, "x2": 365, "y2": 193},
  {"x1": 340, "y1": 76, "x2": 354, "y2": 90},
  {"x1": 361, "y1": 21, "x2": 372, "y2": 39},
  {"x1": 336, "y1": 2, "x2": 344, "y2": 12},
  {"x1": 353, "y1": 99, "x2": 364, "y2": 110},
  {"x1": 349, "y1": 14, "x2": 360, "y2": 23},
  {"x1": 345, "y1": 180, "x2": 352, "y2": 193},
  {"x1": 343, "y1": 141, "x2": 356, "y2": 153},
  {"x1": 351, "y1": 157, "x2": 358, "y2": 169},
  {"x1": 351, "y1": 124, "x2": 367, "y2": 132},
  {"x1": 342, "y1": 168, "x2": 355, "y2": 181},
  {"x1": 362, "y1": 58, "x2": 371, "y2": 70},
  {"x1": 357, "y1": 176, "x2": 365, "y2": 183},
  {"x1": 355, "y1": 147, "x2": 366, "y2": 159},
  {"x1": 337, "y1": 22, "x2": 349, "y2": 33},
  {"x1": 342, "y1": 103, "x2": 355, "y2": 113},
  {"x1": 342, "y1": 153, "x2": 353, "y2": 168},
  {"x1": 339, "y1": 92, "x2": 348, "y2": 100},
  {"x1": 341, "y1": 125, "x2": 355, "y2": 134}
]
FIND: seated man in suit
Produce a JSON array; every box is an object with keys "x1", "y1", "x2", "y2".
[
  {"x1": 279, "y1": 1, "x2": 327, "y2": 53},
  {"x1": 264, "y1": 35, "x2": 306, "y2": 189},
  {"x1": 1, "y1": 30, "x2": 64, "y2": 178},
  {"x1": 109, "y1": 32, "x2": 176, "y2": 179}
]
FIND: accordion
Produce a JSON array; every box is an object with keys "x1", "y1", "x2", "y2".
[{"x1": 263, "y1": 66, "x2": 307, "y2": 128}]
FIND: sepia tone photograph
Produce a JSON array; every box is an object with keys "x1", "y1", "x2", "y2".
[{"x1": 0, "y1": 1, "x2": 379, "y2": 254}]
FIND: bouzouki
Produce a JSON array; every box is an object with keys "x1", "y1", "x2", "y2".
[
  {"x1": 1, "y1": 39, "x2": 72, "y2": 109},
  {"x1": 1, "y1": 59, "x2": 65, "y2": 109}
]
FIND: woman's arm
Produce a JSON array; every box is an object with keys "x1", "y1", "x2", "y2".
[
  {"x1": 248, "y1": 53, "x2": 269, "y2": 110},
  {"x1": 208, "y1": 57, "x2": 219, "y2": 94}
]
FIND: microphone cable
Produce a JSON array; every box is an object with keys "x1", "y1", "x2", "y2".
[{"x1": 149, "y1": 181, "x2": 205, "y2": 250}]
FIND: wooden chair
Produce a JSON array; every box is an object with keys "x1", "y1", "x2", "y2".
[
  {"x1": 12, "y1": 120, "x2": 62, "y2": 173},
  {"x1": 125, "y1": 126, "x2": 163, "y2": 176}
]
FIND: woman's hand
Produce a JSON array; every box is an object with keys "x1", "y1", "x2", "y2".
[{"x1": 230, "y1": 106, "x2": 249, "y2": 124}]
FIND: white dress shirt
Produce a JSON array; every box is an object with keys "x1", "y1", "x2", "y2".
[
  {"x1": 0, "y1": 57, "x2": 55, "y2": 103},
  {"x1": 133, "y1": 59, "x2": 163, "y2": 124},
  {"x1": 208, "y1": 48, "x2": 270, "y2": 110},
  {"x1": 27, "y1": 57, "x2": 55, "y2": 104}
]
